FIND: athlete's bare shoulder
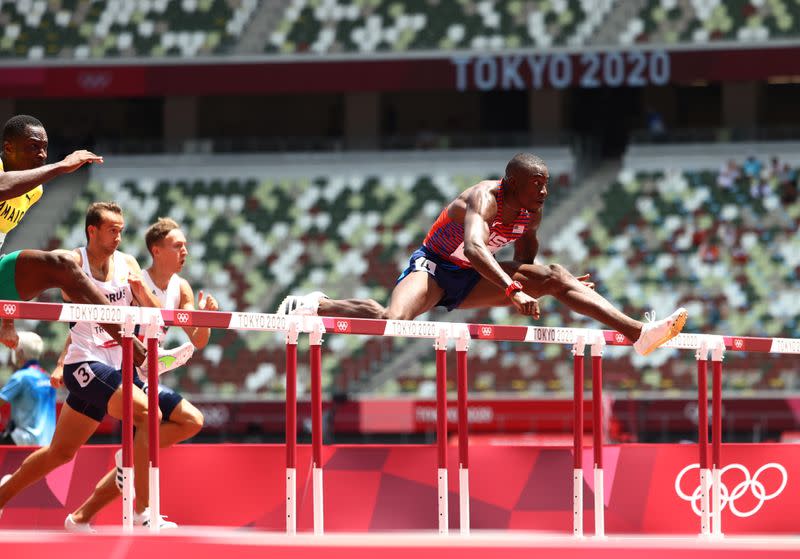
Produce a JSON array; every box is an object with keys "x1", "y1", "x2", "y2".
[
  {"x1": 177, "y1": 275, "x2": 192, "y2": 292},
  {"x1": 462, "y1": 179, "x2": 499, "y2": 198},
  {"x1": 58, "y1": 248, "x2": 82, "y2": 265},
  {"x1": 452, "y1": 180, "x2": 498, "y2": 211}
]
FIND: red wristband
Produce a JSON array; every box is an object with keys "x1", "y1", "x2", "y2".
[{"x1": 505, "y1": 280, "x2": 523, "y2": 298}]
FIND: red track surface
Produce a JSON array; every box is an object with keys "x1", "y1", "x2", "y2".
[{"x1": 1, "y1": 530, "x2": 798, "y2": 559}]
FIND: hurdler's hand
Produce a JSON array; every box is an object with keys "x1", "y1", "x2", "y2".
[
  {"x1": 511, "y1": 291, "x2": 541, "y2": 319},
  {"x1": 576, "y1": 273, "x2": 595, "y2": 290},
  {"x1": 128, "y1": 272, "x2": 147, "y2": 299},
  {"x1": 0, "y1": 319, "x2": 18, "y2": 349},
  {"x1": 197, "y1": 290, "x2": 218, "y2": 311},
  {"x1": 50, "y1": 364, "x2": 64, "y2": 388},
  {"x1": 60, "y1": 150, "x2": 103, "y2": 173}
]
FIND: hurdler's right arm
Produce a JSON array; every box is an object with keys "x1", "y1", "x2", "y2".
[
  {"x1": 0, "y1": 150, "x2": 103, "y2": 202},
  {"x1": 50, "y1": 333, "x2": 72, "y2": 389},
  {"x1": 462, "y1": 188, "x2": 515, "y2": 290}
]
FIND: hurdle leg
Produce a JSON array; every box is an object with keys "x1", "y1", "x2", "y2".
[
  {"x1": 572, "y1": 335, "x2": 586, "y2": 538},
  {"x1": 435, "y1": 328, "x2": 449, "y2": 534},
  {"x1": 146, "y1": 318, "x2": 161, "y2": 532},
  {"x1": 120, "y1": 314, "x2": 136, "y2": 532},
  {"x1": 456, "y1": 329, "x2": 470, "y2": 535},
  {"x1": 696, "y1": 341, "x2": 710, "y2": 536},
  {"x1": 285, "y1": 320, "x2": 299, "y2": 535},
  {"x1": 310, "y1": 323, "x2": 324, "y2": 535},
  {"x1": 591, "y1": 336, "x2": 605, "y2": 538},
  {"x1": 711, "y1": 340, "x2": 725, "y2": 537}
]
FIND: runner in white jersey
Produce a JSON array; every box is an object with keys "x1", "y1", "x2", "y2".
[
  {"x1": 0, "y1": 203, "x2": 193, "y2": 522},
  {"x1": 64, "y1": 217, "x2": 218, "y2": 532},
  {"x1": 63, "y1": 246, "x2": 134, "y2": 368},
  {"x1": 143, "y1": 267, "x2": 181, "y2": 312}
]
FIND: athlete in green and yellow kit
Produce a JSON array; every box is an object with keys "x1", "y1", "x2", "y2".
[{"x1": 0, "y1": 115, "x2": 146, "y2": 364}]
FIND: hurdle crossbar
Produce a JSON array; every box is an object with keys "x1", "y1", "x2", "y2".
[
  {"x1": 4, "y1": 300, "x2": 798, "y2": 537},
  {"x1": 2, "y1": 299, "x2": 798, "y2": 354}
]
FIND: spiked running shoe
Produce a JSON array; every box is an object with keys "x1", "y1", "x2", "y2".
[
  {"x1": 138, "y1": 342, "x2": 195, "y2": 380},
  {"x1": 633, "y1": 308, "x2": 688, "y2": 356},
  {"x1": 114, "y1": 449, "x2": 126, "y2": 492},
  {"x1": 276, "y1": 291, "x2": 328, "y2": 316}
]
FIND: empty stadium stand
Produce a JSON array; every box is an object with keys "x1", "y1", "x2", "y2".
[{"x1": 2, "y1": 0, "x2": 798, "y2": 59}]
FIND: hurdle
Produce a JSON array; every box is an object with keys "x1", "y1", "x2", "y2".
[
  {"x1": 571, "y1": 333, "x2": 585, "y2": 538},
  {"x1": 455, "y1": 326, "x2": 471, "y2": 535},
  {"x1": 120, "y1": 312, "x2": 136, "y2": 532},
  {"x1": 3, "y1": 299, "x2": 794, "y2": 536},
  {"x1": 145, "y1": 315, "x2": 162, "y2": 532}
]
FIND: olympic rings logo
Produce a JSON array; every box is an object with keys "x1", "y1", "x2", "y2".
[
  {"x1": 480, "y1": 326, "x2": 493, "y2": 337},
  {"x1": 614, "y1": 333, "x2": 626, "y2": 343},
  {"x1": 2, "y1": 304, "x2": 17, "y2": 316},
  {"x1": 176, "y1": 312, "x2": 190, "y2": 324},
  {"x1": 675, "y1": 463, "x2": 788, "y2": 518},
  {"x1": 335, "y1": 320, "x2": 350, "y2": 333},
  {"x1": 734, "y1": 338, "x2": 744, "y2": 349}
]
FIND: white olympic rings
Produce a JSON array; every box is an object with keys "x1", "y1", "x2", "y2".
[
  {"x1": 2, "y1": 303, "x2": 17, "y2": 315},
  {"x1": 675, "y1": 462, "x2": 788, "y2": 518},
  {"x1": 176, "y1": 312, "x2": 190, "y2": 324}
]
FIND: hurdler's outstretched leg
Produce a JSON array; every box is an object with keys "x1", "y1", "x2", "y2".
[{"x1": 460, "y1": 261, "x2": 687, "y2": 355}]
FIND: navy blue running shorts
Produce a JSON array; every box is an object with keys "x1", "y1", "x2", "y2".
[
  {"x1": 63, "y1": 361, "x2": 121, "y2": 422},
  {"x1": 134, "y1": 376, "x2": 184, "y2": 422},
  {"x1": 397, "y1": 246, "x2": 482, "y2": 311}
]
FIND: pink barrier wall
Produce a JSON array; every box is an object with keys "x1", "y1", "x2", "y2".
[{"x1": 0, "y1": 444, "x2": 796, "y2": 533}]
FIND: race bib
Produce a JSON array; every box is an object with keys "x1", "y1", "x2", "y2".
[
  {"x1": 414, "y1": 256, "x2": 437, "y2": 275},
  {"x1": 449, "y1": 232, "x2": 510, "y2": 265},
  {"x1": 72, "y1": 364, "x2": 96, "y2": 388}
]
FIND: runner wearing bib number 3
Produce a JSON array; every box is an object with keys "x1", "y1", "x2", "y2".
[
  {"x1": 0, "y1": 203, "x2": 193, "y2": 524},
  {"x1": 65, "y1": 217, "x2": 218, "y2": 532},
  {"x1": 278, "y1": 153, "x2": 687, "y2": 356}
]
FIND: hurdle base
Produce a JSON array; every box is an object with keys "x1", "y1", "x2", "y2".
[
  {"x1": 313, "y1": 467, "x2": 324, "y2": 535},
  {"x1": 593, "y1": 467, "x2": 605, "y2": 538},
  {"x1": 699, "y1": 468, "x2": 711, "y2": 536},
  {"x1": 438, "y1": 468, "x2": 448, "y2": 534},
  {"x1": 711, "y1": 468, "x2": 723, "y2": 537},
  {"x1": 286, "y1": 468, "x2": 297, "y2": 535},
  {"x1": 573, "y1": 468, "x2": 583, "y2": 538},
  {"x1": 459, "y1": 467, "x2": 470, "y2": 535},
  {"x1": 122, "y1": 466, "x2": 135, "y2": 532},
  {"x1": 149, "y1": 466, "x2": 160, "y2": 533}
]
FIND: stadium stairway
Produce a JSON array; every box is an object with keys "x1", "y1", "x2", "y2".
[
  {"x1": 537, "y1": 159, "x2": 621, "y2": 246},
  {"x1": 589, "y1": 0, "x2": 649, "y2": 46},
  {"x1": 234, "y1": 0, "x2": 289, "y2": 55}
]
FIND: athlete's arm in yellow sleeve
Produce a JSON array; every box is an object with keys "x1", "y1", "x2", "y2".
[{"x1": 0, "y1": 150, "x2": 103, "y2": 202}]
